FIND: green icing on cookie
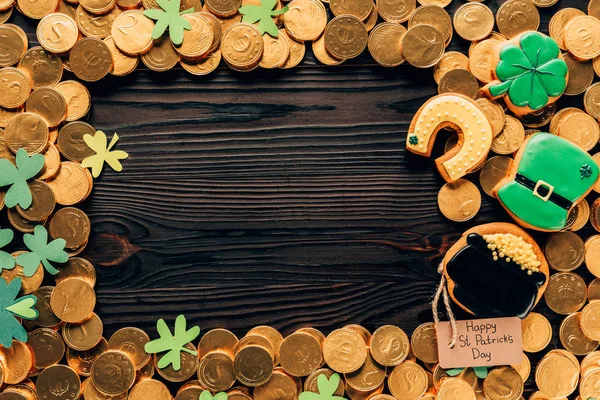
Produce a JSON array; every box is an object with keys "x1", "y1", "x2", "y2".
[
  {"x1": 497, "y1": 133, "x2": 599, "y2": 230},
  {"x1": 489, "y1": 32, "x2": 568, "y2": 111}
]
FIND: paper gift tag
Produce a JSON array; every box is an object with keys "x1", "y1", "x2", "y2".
[{"x1": 436, "y1": 317, "x2": 523, "y2": 369}]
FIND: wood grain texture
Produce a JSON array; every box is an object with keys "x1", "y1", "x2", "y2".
[{"x1": 11, "y1": 0, "x2": 596, "y2": 393}]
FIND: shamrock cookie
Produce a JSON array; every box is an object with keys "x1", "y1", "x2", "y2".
[
  {"x1": 494, "y1": 132, "x2": 599, "y2": 231},
  {"x1": 442, "y1": 223, "x2": 549, "y2": 318},
  {"x1": 481, "y1": 31, "x2": 568, "y2": 115},
  {"x1": 406, "y1": 94, "x2": 493, "y2": 182}
]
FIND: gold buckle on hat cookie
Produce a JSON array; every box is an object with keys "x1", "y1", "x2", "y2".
[{"x1": 532, "y1": 180, "x2": 554, "y2": 202}]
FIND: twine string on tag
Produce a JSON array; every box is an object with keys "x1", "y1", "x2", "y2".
[{"x1": 432, "y1": 262, "x2": 457, "y2": 349}]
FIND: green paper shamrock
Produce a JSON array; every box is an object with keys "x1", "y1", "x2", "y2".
[
  {"x1": 0, "y1": 278, "x2": 39, "y2": 348},
  {"x1": 446, "y1": 366, "x2": 488, "y2": 379},
  {"x1": 200, "y1": 391, "x2": 228, "y2": 400},
  {"x1": 144, "y1": 314, "x2": 200, "y2": 371},
  {"x1": 16, "y1": 225, "x2": 69, "y2": 277},
  {"x1": 0, "y1": 227, "x2": 15, "y2": 273},
  {"x1": 143, "y1": 0, "x2": 194, "y2": 46},
  {"x1": 489, "y1": 32, "x2": 567, "y2": 111},
  {"x1": 239, "y1": 0, "x2": 288, "y2": 37},
  {"x1": 0, "y1": 148, "x2": 45, "y2": 209},
  {"x1": 299, "y1": 373, "x2": 346, "y2": 400}
]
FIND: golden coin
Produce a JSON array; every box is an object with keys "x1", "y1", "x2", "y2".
[
  {"x1": 37, "y1": 364, "x2": 81, "y2": 400},
  {"x1": 204, "y1": 0, "x2": 240, "y2": 17},
  {"x1": 345, "y1": 353, "x2": 386, "y2": 391},
  {"x1": 510, "y1": 353, "x2": 530, "y2": 382},
  {"x1": 196, "y1": 12, "x2": 223, "y2": 53},
  {"x1": 586, "y1": 235, "x2": 600, "y2": 278},
  {"x1": 7, "y1": 208, "x2": 39, "y2": 233},
  {"x1": 535, "y1": 351, "x2": 580, "y2": 397},
  {"x1": 0, "y1": 107, "x2": 22, "y2": 129},
  {"x1": 544, "y1": 231, "x2": 585, "y2": 272},
  {"x1": 416, "y1": 0, "x2": 449, "y2": 9},
  {"x1": 79, "y1": 0, "x2": 114, "y2": 14},
  {"x1": 495, "y1": 0, "x2": 539, "y2": 39},
  {"x1": 564, "y1": 53, "x2": 594, "y2": 96},
  {"x1": 582, "y1": 350, "x2": 600, "y2": 375},
  {"x1": 197, "y1": 351, "x2": 236, "y2": 391},
  {"x1": 584, "y1": 82, "x2": 600, "y2": 119},
  {"x1": 5, "y1": 112, "x2": 48, "y2": 154},
  {"x1": 473, "y1": 99, "x2": 504, "y2": 138},
  {"x1": 76, "y1": 5, "x2": 121, "y2": 39},
  {"x1": 92, "y1": 350, "x2": 136, "y2": 395},
  {"x1": 346, "y1": 383, "x2": 384, "y2": 400},
  {"x1": 155, "y1": 342, "x2": 199, "y2": 382},
  {"x1": 556, "y1": 110, "x2": 599, "y2": 151},
  {"x1": 47, "y1": 161, "x2": 92, "y2": 205},
  {"x1": 37, "y1": 13, "x2": 78, "y2": 53},
  {"x1": 233, "y1": 344, "x2": 274, "y2": 386},
  {"x1": 175, "y1": 387, "x2": 205, "y2": 400},
  {"x1": 54, "y1": 81, "x2": 91, "y2": 121},
  {"x1": 58, "y1": 0, "x2": 78, "y2": 17},
  {"x1": 565, "y1": 16, "x2": 600, "y2": 60},
  {"x1": 57, "y1": 121, "x2": 96, "y2": 162},
  {"x1": 377, "y1": 0, "x2": 414, "y2": 23},
  {"x1": 25, "y1": 87, "x2": 67, "y2": 128},
  {"x1": 363, "y1": 3, "x2": 378, "y2": 31},
  {"x1": 438, "y1": 69, "x2": 479, "y2": 99},
  {"x1": 468, "y1": 31, "x2": 506, "y2": 56},
  {"x1": 108, "y1": 327, "x2": 151, "y2": 370},
  {"x1": 304, "y1": 369, "x2": 345, "y2": 396},
  {"x1": 103, "y1": 36, "x2": 139, "y2": 76},
  {"x1": 3, "y1": 255, "x2": 44, "y2": 294},
  {"x1": 198, "y1": 328, "x2": 238, "y2": 357},
  {"x1": 518, "y1": 102, "x2": 556, "y2": 129},
  {"x1": 491, "y1": 115, "x2": 524, "y2": 155},
  {"x1": 410, "y1": 322, "x2": 438, "y2": 364},
  {"x1": 247, "y1": 326, "x2": 283, "y2": 366},
  {"x1": 549, "y1": 8, "x2": 585, "y2": 50},
  {"x1": 279, "y1": 332, "x2": 322, "y2": 377},
  {"x1": 69, "y1": 37, "x2": 113, "y2": 82},
  {"x1": 181, "y1": 50, "x2": 222, "y2": 75},
  {"x1": 38, "y1": 142, "x2": 61, "y2": 180},
  {"x1": 330, "y1": 0, "x2": 372, "y2": 19},
  {"x1": 174, "y1": 14, "x2": 214, "y2": 59},
  {"x1": 259, "y1": 31, "x2": 291, "y2": 69},
  {"x1": 369, "y1": 325, "x2": 409, "y2": 367},
  {"x1": 479, "y1": 156, "x2": 512, "y2": 197},
  {"x1": 32, "y1": 286, "x2": 61, "y2": 328},
  {"x1": 63, "y1": 312, "x2": 103, "y2": 351},
  {"x1": 17, "y1": 0, "x2": 57, "y2": 19},
  {"x1": 141, "y1": 37, "x2": 180, "y2": 72},
  {"x1": 222, "y1": 23, "x2": 263, "y2": 70},
  {"x1": 279, "y1": 31, "x2": 304, "y2": 69},
  {"x1": 16, "y1": 180, "x2": 55, "y2": 222},
  {"x1": 324, "y1": 15, "x2": 367, "y2": 60},
  {"x1": 129, "y1": 379, "x2": 171, "y2": 400},
  {"x1": 409, "y1": 5, "x2": 452, "y2": 44},
  {"x1": 323, "y1": 328, "x2": 368, "y2": 373},
  {"x1": 467, "y1": 40, "x2": 495, "y2": 83},
  {"x1": 549, "y1": 106, "x2": 578, "y2": 134},
  {"x1": 483, "y1": 366, "x2": 523, "y2": 400},
  {"x1": 84, "y1": 377, "x2": 129, "y2": 399},
  {"x1": 437, "y1": 378, "x2": 476, "y2": 400},
  {"x1": 433, "y1": 52, "x2": 468, "y2": 84},
  {"x1": 135, "y1": 359, "x2": 155, "y2": 383},
  {"x1": 560, "y1": 312, "x2": 600, "y2": 355},
  {"x1": 51, "y1": 278, "x2": 96, "y2": 323},
  {"x1": 591, "y1": 199, "x2": 600, "y2": 230},
  {"x1": 544, "y1": 272, "x2": 587, "y2": 315},
  {"x1": 0, "y1": 67, "x2": 31, "y2": 108},
  {"x1": 0, "y1": 340, "x2": 33, "y2": 384},
  {"x1": 55, "y1": 259, "x2": 96, "y2": 294},
  {"x1": 580, "y1": 368, "x2": 600, "y2": 399},
  {"x1": 66, "y1": 337, "x2": 107, "y2": 377},
  {"x1": 582, "y1": 301, "x2": 600, "y2": 341},
  {"x1": 0, "y1": 7, "x2": 11, "y2": 23},
  {"x1": 437, "y1": 179, "x2": 481, "y2": 222},
  {"x1": 521, "y1": 312, "x2": 552, "y2": 352},
  {"x1": 28, "y1": 328, "x2": 65, "y2": 369},
  {"x1": 402, "y1": 24, "x2": 444, "y2": 68},
  {"x1": 453, "y1": 3, "x2": 494, "y2": 41},
  {"x1": 388, "y1": 362, "x2": 428, "y2": 400},
  {"x1": 0, "y1": 25, "x2": 27, "y2": 67},
  {"x1": 254, "y1": 368, "x2": 302, "y2": 400},
  {"x1": 312, "y1": 33, "x2": 344, "y2": 66},
  {"x1": 283, "y1": 0, "x2": 327, "y2": 41},
  {"x1": 111, "y1": 11, "x2": 154, "y2": 56},
  {"x1": 590, "y1": 278, "x2": 600, "y2": 301}
]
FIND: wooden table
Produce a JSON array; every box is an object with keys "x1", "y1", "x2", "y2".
[{"x1": 14, "y1": 0, "x2": 596, "y2": 394}]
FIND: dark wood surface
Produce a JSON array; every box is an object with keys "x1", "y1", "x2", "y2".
[{"x1": 12, "y1": 0, "x2": 597, "y2": 394}]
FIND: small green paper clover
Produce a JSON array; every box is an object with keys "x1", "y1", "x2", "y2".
[
  {"x1": 489, "y1": 32, "x2": 567, "y2": 111},
  {"x1": 581, "y1": 164, "x2": 593, "y2": 179},
  {"x1": 0, "y1": 277, "x2": 38, "y2": 348},
  {"x1": 299, "y1": 373, "x2": 346, "y2": 400},
  {"x1": 200, "y1": 391, "x2": 228, "y2": 400},
  {"x1": 144, "y1": 0, "x2": 194, "y2": 46},
  {"x1": 144, "y1": 314, "x2": 200, "y2": 371},
  {"x1": 409, "y1": 135, "x2": 419, "y2": 145},
  {"x1": 0, "y1": 227, "x2": 15, "y2": 273},
  {"x1": 239, "y1": 0, "x2": 288, "y2": 37},
  {"x1": 0, "y1": 148, "x2": 45, "y2": 209},
  {"x1": 445, "y1": 366, "x2": 488, "y2": 379},
  {"x1": 16, "y1": 225, "x2": 69, "y2": 277}
]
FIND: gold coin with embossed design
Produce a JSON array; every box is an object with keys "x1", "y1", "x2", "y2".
[
  {"x1": 437, "y1": 378, "x2": 476, "y2": 400},
  {"x1": 5, "y1": 112, "x2": 48, "y2": 154},
  {"x1": 17, "y1": 0, "x2": 58, "y2": 19},
  {"x1": 47, "y1": 161, "x2": 92, "y2": 205},
  {"x1": 581, "y1": 301, "x2": 600, "y2": 341},
  {"x1": 25, "y1": 87, "x2": 67, "y2": 128},
  {"x1": 560, "y1": 312, "x2": 599, "y2": 356},
  {"x1": 174, "y1": 14, "x2": 214, "y2": 59},
  {"x1": 580, "y1": 368, "x2": 600, "y2": 400},
  {"x1": 19, "y1": 47, "x2": 63, "y2": 89},
  {"x1": 197, "y1": 351, "x2": 236, "y2": 391},
  {"x1": 142, "y1": 37, "x2": 181, "y2": 72},
  {"x1": 279, "y1": 331, "x2": 322, "y2": 377},
  {"x1": 535, "y1": 350, "x2": 580, "y2": 397},
  {"x1": 454, "y1": 3, "x2": 494, "y2": 41},
  {"x1": 16, "y1": 180, "x2": 55, "y2": 222},
  {"x1": 589, "y1": 278, "x2": 600, "y2": 301},
  {"x1": 234, "y1": 344, "x2": 273, "y2": 387},
  {"x1": 370, "y1": 325, "x2": 409, "y2": 367},
  {"x1": 222, "y1": 23, "x2": 263, "y2": 69},
  {"x1": 323, "y1": 328, "x2": 368, "y2": 374},
  {"x1": 555, "y1": 110, "x2": 599, "y2": 151},
  {"x1": 438, "y1": 179, "x2": 481, "y2": 222},
  {"x1": 304, "y1": 369, "x2": 345, "y2": 396},
  {"x1": 28, "y1": 328, "x2": 65, "y2": 369},
  {"x1": 313, "y1": 34, "x2": 344, "y2": 66},
  {"x1": 586, "y1": 235, "x2": 600, "y2": 278},
  {"x1": 103, "y1": 36, "x2": 139, "y2": 76},
  {"x1": 369, "y1": 24, "x2": 407, "y2": 67},
  {"x1": 510, "y1": 353, "x2": 531, "y2": 382},
  {"x1": 69, "y1": 37, "x2": 113, "y2": 82},
  {"x1": 254, "y1": 368, "x2": 302, "y2": 400},
  {"x1": 181, "y1": 50, "x2": 222, "y2": 75},
  {"x1": 544, "y1": 231, "x2": 585, "y2": 272},
  {"x1": 76, "y1": 5, "x2": 121, "y2": 39},
  {"x1": 205, "y1": 0, "x2": 241, "y2": 17},
  {"x1": 584, "y1": 82, "x2": 600, "y2": 119},
  {"x1": 565, "y1": 16, "x2": 600, "y2": 60},
  {"x1": 112, "y1": 11, "x2": 154, "y2": 55},
  {"x1": 129, "y1": 379, "x2": 171, "y2": 400},
  {"x1": 345, "y1": 353, "x2": 386, "y2": 391},
  {"x1": 0, "y1": 68, "x2": 31, "y2": 109},
  {"x1": 330, "y1": 0, "x2": 373, "y2": 20},
  {"x1": 388, "y1": 362, "x2": 428, "y2": 400},
  {"x1": 491, "y1": 115, "x2": 524, "y2": 155},
  {"x1": 377, "y1": 0, "x2": 414, "y2": 23},
  {"x1": 36, "y1": 13, "x2": 78, "y2": 53},
  {"x1": 51, "y1": 278, "x2": 96, "y2": 323},
  {"x1": 283, "y1": 0, "x2": 327, "y2": 41},
  {"x1": 564, "y1": 53, "x2": 594, "y2": 96},
  {"x1": 479, "y1": 156, "x2": 512, "y2": 198},
  {"x1": 55, "y1": 81, "x2": 92, "y2": 121},
  {"x1": 402, "y1": 24, "x2": 444, "y2": 68},
  {"x1": 438, "y1": 69, "x2": 479, "y2": 99},
  {"x1": 259, "y1": 31, "x2": 290, "y2": 69},
  {"x1": 0, "y1": 25, "x2": 26, "y2": 67},
  {"x1": 484, "y1": 366, "x2": 523, "y2": 400},
  {"x1": 36, "y1": 364, "x2": 81, "y2": 399},
  {"x1": 324, "y1": 15, "x2": 368, "y2": 60},
  {"x1": 408, "y1": 4, "x2": 452, "y2": 44},
  {"x1": 108, "y1": 327, "x2": 151, "y2": 370},
  {"x1": 92, "y1": 350, "x2": 136, "y2": 395},
  {"x1": 496, "y1": 0, "x2": 539, "y2": 39},
  {"x1": 544, "y1": 272, "x2": 587, "y2": 315},
  {"x1": 433, "y1": 52, "x2": 469, "y2": 84},
  {"x1": 63, "y1": 312, "x2": 103, "y2": 351},
  {"x1": 521, "y1": 312, "x2": 552, "y2": 353},
  {"x1": 549, "y1": 8, "x2": 585, "y2": 50},
  {"x1": 0, "y1": 340, "x2": 34, "y2": 384}
]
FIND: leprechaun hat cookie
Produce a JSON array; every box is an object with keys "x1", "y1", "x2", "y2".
[
  {"x1": 480, "y1": 31, "x2": 568, "y2": 116},
  {"x1": 493, "y1": 132, "x2": 599, "y2": 231},
  {"x1": 406, "y1": 94, "x2": 493, "y2": 182},
  {"x1": 442, "y1": 223, "x2": 549, "y2": 318}
]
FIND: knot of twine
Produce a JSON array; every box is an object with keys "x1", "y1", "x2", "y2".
[{"x1": 432, "y1": 262, "x2": 457, "y2": 349}]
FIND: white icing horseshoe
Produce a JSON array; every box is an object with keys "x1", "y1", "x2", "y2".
[{"x1": 406, "y1": 94, "x2": 493, "y2": 182}]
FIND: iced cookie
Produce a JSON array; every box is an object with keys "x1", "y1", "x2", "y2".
[
  {"x1": 406, "y1": 94, "x2": 493, "y2": 182},
  {"x1": 442, "y1": 223, "x2": 549, "y2": 318},
  {"x1": 481, "y1": 31, "x2": 568, "y2": 115},
  {"x1": 494, "y1": 132, "x2": 599, "y2": 231}
]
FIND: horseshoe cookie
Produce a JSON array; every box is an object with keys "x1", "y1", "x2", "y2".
[
  {"x1": 442, "y1": 223, "x2": 549, "y2": 318},
  {"x1": 406, "y1": 94, "x2": 493, "y2": 182}
]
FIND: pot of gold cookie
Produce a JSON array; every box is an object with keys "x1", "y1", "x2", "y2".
[
  {"x1": 480, "y1": 31, "x2": 568, "y2": 116},
  {"x1": 442, "y1": 223, "x2": 549, "y2": 318}
]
